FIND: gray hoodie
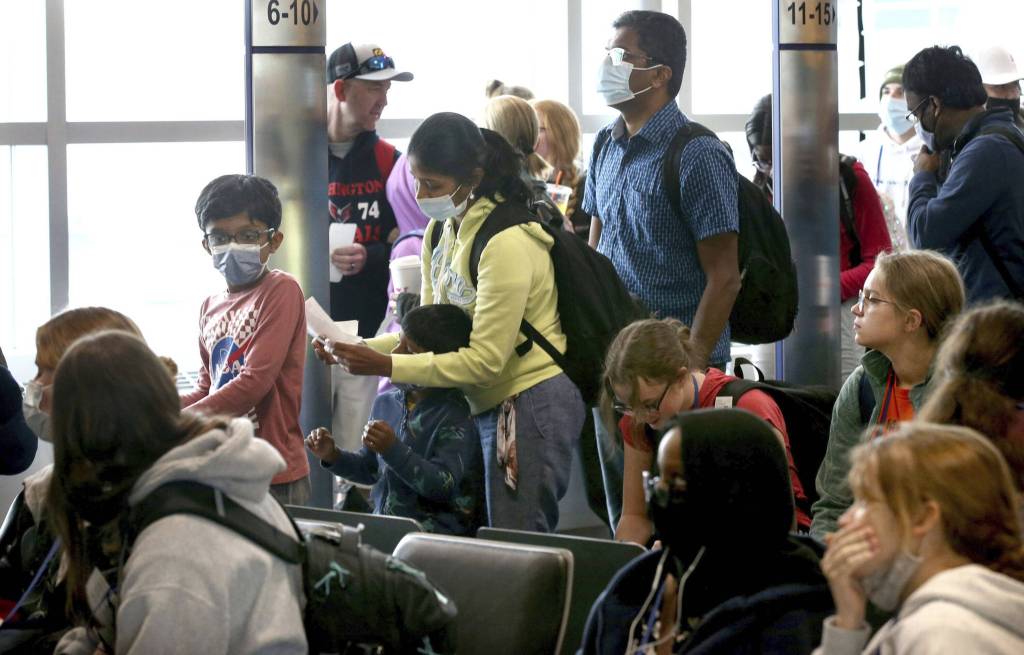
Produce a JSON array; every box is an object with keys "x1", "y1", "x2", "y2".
[
  {"x1": 57, "y1": 418, "x2": 307, "y2": 655},
  {"x1": 816, "y1": 564, "x2": 1024, "y2": 654}
]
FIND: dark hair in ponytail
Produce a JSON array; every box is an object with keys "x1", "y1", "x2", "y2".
[
  {"x1": 408, "y1": 112, "x2": 530, "y2": 207},
  {"x1": 477, "y1": 128, "x2": 530, "y2": 205}
]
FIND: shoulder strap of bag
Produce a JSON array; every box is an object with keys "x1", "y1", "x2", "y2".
[
  {"x1": 130, "y1": 480, "x2": 304, "y2": 565},
  {"x1": 857, "y1": 371, "x2": 875, "y2": 426},
  {"x1": 662, "y1": 122, "x2": 718, "y2": 219},
  {"x1": 374, "y1": 139, "x2": 398, "y2": 181},
  {"x1": 838, "y1": 155, "x2": 862, "y2": 266},
  {"x1": 428, "y1": 220, "x2": 445, "y2": 253},
  {"x1": 470, "y1": 203, "x2": 569, "y2": 366},
  {"x1": 719, "y1": 378, "x2": 757, "y2": 406}
]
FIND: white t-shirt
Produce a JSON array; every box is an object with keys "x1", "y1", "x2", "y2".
[{"x1": 854, "y1": 125, "x2": 922, "y2": 250}]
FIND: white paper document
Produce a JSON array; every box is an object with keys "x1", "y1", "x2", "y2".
[
  {"x1": 305, "y1": 297, "x2": 362, "y2": 345},
  {"x1": 329, "y1": 222, "x2": 357, "y2": 282}
]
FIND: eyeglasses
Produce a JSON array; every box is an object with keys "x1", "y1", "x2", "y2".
[
  {"x1": 905, "y1": 95, "x2": 932, "y2": 124},
  {"x1": 643, "y1": 470, "x2": 687, "y2": 508},
  {"x1": 612, "y1": 381, "x2": 672, "y2": 419},
  {"x1": 204, "y1": 228, "x2": 275, "y2": 248},
  {"x1": 358, "y1": 54, "x2": 395, "y2": 75},
  {"x1": 606, "y1": 47, "x2": 657, "y2": 67},
  {"x1": 856, "y1": 289, "x2": 900, "y2": 311}
]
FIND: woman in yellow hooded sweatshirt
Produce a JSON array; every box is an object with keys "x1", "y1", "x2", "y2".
[{"x1": 323, "y1": 112, "x2": 586, "y2": 532}]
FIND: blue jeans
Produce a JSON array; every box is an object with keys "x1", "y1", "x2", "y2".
[{"x1": 475, "y1": 373, "x2": 585, "y2": 532}]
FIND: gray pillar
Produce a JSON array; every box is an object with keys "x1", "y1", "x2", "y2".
[
  {"x1": 773, "y1": 1, "x2": 841, "y2": 389},
  {"x1": 246, "y1": 0, "x2": 332, "y2": 506}
]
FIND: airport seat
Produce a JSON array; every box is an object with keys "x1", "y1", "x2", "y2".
[
  {"x1": 477, "y1": 527, "x2": 645, "y2": 654},
  {"x1": 393, "y1": 533, "x2": 573, "y2": 655},
  {"x1": 285, "y1": 505, "x2": 422, "y2": 554}
]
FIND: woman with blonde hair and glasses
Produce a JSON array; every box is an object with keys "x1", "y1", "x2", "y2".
[
  {"x1": 918, "y1": 300, "x2": 1024, "y2": 492},
  {"x1": 811, "y1": 250, "x2": 965, "y2": 539},
  {"x1": 602, "y1": 318, "x2": 811, "y2": 546},
  {"x1": 816, "y1": 422, "x2": 1024, "y2": 654}
]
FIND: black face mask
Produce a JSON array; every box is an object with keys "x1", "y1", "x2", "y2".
[
  {"x1": 648, "y1": 489, "x2": 698, "y2": 559},
  {"x1": 988, "y1": 96, "x2": 1022, "y2": 116}
]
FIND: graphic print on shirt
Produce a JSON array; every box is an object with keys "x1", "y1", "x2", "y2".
[
  {"x1": 202, "y1": 306, "x2": 262, "y2": 432},
  {"x1": 429, "y1": 234, "x2": 477, "y2": 307}
]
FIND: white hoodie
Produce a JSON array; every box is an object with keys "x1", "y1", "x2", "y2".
[
  {"x1": 817, "y1": 564, "x2": 1024, "y2": 654},
  {"x1": 58, "y1": 418, "x2": 307, "y2": 655}
]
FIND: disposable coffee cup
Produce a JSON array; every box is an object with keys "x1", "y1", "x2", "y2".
[
  {"x1": 390, "y1": 255, "x2": 422, "y2": 294},
  {"x1": 546, "y1": 183, "x2": 572, "y2": 215}
]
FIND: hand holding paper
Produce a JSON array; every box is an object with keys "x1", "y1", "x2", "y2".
[
  {"x1": 305, "y1": 297, "x2": 361, "y2": 346},
  {"x1": 329, "y1": 223, "x2": 357, "y2": 282}
]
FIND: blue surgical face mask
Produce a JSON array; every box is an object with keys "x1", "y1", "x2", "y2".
[
  {"x1": 416, "y1": 184, "x2": 467, "y2": 222},
  {"x1": 597, "y1": 55, "x2": 661, "y2": 107},
  {"x1": 879, "y1": 95, "x2": 914, "y2": 137},
  {"x1": 211, "y1": 242, "x2": 268, "y2": 287}
]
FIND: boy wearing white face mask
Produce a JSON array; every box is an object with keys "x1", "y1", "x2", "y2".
[
  {"x1": 854, "y1": 65, "x2": 922, "y2": 250},
  {"x1": 182, "y1": 174, "x2": 311, "y2": 505}
]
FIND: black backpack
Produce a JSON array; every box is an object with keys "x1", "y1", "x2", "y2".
[
  {"x1": 128, "y1": 481, "x2": 456, "y2": 654},
  {"x1": 839, "y1": 155, "x2": 862, "y2": 266},
  {"x1": 717, "y1": 360, "x2": 838, "y2": 511},
  {"x1": 429, "y1": 202, "x2": 648, "y2": 406},
  {"x1": 593, "y1": 122, "x2": 798, "y2": 345}
]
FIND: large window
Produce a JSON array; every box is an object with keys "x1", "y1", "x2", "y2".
[
  {"x1": 66, "y1": 142, "x2": 245, "y2": 371},
  {"x1": 64, "y1": 2, "x2": 245, "y2": 121},
  {"x1": 7, "y1": 0, "x2": 1024, "y2": 380},
  {"x1": 0, "y1": 147, "x2": 49, "y2": 358},
  {"x1": 325, "y1": 0, "x2": 570, "y2": 121},
  {"x1": 0, "y1": 3, "x2": 46, "y2": 122}
]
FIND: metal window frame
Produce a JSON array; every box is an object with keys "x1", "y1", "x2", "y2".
[{"x1": 0, "y1": 0, "x2": 876, "y2": 319}]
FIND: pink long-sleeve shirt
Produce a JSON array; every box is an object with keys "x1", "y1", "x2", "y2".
[{"x1": 181, "y1": 270, "x2": 310, "y2": 484}]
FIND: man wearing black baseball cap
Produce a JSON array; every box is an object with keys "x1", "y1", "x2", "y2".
[{"x1": 326, "y1": 42, "x2": 413, "y2": 455}]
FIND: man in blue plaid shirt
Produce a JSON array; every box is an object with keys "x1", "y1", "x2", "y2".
[{"x1": 583, "y1": 10, "x2": 741, "y2": 530}]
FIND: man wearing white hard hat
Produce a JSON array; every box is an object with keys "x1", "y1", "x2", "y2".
[
  {"x1": 326, "y1": 42, "x2": 413, "y2": 458},
  {"x1": 975, "y1": 45, "x2": 1024, "y2": 129}
]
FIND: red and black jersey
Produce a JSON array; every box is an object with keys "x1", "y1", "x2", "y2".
[{"x1": 328, "y1": 130, "x2": 400, "y2": 337}]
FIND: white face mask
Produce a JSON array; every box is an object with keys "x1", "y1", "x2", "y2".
[
  {"x1": 860, "y1": 549, "x2": 923, "y2": 611},
  {"x1": 23, "y1": 381, "x2": 53, "y2": 442},
  {"x1": 415, "y1": 184, "x2": 467, "y2": 221},
  {"x1": 597, "y1": 55, "x2": 661, "y2": 107},
  {"x1": 23, "y1": 380, "x2": 43, "y2": 410}
]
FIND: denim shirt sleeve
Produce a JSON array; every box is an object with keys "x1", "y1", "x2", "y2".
[
  {"x1": 380, "y1": 403, "x2": 477, "y2": 503},
  {"x1": 811, "y1": 367, "x2": 873, "y2": 539}
]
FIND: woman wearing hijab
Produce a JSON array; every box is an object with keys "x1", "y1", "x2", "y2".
[{"x1": 580, "y1": 408, "x2": 830, "y2": 655}]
